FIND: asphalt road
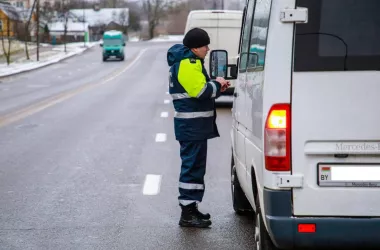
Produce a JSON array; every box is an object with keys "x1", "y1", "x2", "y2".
[{"x1": 0, "y1": 42, "x2": 255, "y2": 250}]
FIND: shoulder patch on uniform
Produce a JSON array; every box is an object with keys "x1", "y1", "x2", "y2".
[{"x1": 189, "y1": 58, "x2": 197, "y2": 64}]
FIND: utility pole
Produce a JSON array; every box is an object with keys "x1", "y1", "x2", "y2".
[
  {"x1": 213, "y1": 0, "x2": 217, "y2": 10},
  {"x1": 83, "y1": 0, "x2": 85, "y2": 47},
  {"x1": 221, "y1": 0, "x2": 224, "y2": 9},
  {"x1": 36, "y1": 0, "x2": 39, "y2": 61}
]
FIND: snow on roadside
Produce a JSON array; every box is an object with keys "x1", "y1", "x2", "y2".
[
  {"x1": 128, "y1": 37, "x2": 140, "y2": 42},
  {"x1": 0, "y1": 43, "x2": 95, "y2": 78},
  {"x1": 148, "y1": 35, "x2": 184, "y2": 42}
]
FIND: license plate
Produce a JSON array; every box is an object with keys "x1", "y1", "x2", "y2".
[{"x1": 318, "y1": 163, "x2": 380, "y2": 187}]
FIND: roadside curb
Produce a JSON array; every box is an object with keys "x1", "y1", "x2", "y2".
[{"x1": 0, "y1": 46, "x2": 94, "y2": 79}]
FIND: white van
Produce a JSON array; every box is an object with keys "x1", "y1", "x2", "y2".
[
  {"x1": 184, "y1": 10, "x2": 243, "y2": 96},
  {"x1": 209, "y1": 0, "x2": 380, "y2": 249}
]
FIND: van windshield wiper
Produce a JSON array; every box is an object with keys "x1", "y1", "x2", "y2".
[{"x1": 297, "y1": 32, "x2": 348, "y2": 71}]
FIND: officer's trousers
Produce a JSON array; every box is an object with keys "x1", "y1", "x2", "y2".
[{"x1": 178, "y1": 140, "x2": 208, "y2": 206}]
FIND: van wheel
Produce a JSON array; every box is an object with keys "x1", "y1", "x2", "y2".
[
  {"x1": 231, "y1": 154, "x2": 252, "y2": 215},
  {"x1": 254, "y1": 196, "x2": 279, "y2": 250}
]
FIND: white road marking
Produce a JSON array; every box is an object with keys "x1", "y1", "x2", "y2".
[
  {"x1": 101, "y1": 49, "x2": 148, "y2": 85},
  {"x1": 164, "y1": 100, "x2": 170, "y2": 104},
  {"x1": 143, "y1": 174, "x2": 162, "y2": 195},
  {"x1": 27, "y1": 84, "x2": 50, "y2": 88},
  {"x1": 155, "y1": 133, "x2": 167, "y2": 142},
  {"x1": 160, "y1": 112, "x2": 169, "y2": 118}
]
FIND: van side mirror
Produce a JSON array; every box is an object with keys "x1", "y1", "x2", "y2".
[
  {"x1": 123, "y1": 43, "x2": 126, "y2": 46},
  {"x1": 210, "y1": 50, "x2": 238, "y2": 80},
  {"x1": 210, "y1": 50, "x2": 228, "y2": 79},
  {"x1": 100, "y1": 43, "x2": 103, "y2": 47}
]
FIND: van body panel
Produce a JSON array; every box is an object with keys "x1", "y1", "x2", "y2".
[
  {"x1": 292, "y1": 72, "x2": 380, "y2": 216},
  {"x1": 291, "y1": 0, "x2": 380, "y2": 217},
  {"x1": 245, "y1": 138, "x2": 261, "y2": 208},
  {"x1": 236, "y1": 128, "x2": 248, "y2": 193}
]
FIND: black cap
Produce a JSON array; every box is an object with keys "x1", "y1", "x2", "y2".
[{"x1": 183, "y1": 28, "x2": 210, "y2": 49}]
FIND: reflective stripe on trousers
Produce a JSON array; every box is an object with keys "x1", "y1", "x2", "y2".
[
  {"x1": 179, "y1": 182, "x2": 204, "y2": 190},
  {"x1": 179, "y1": 200, "x2": 200, "y2": 206},
  {"x1": 178, "y1": 140, "x2": 208, "y2": 206},
  {"x1": 174, "y1": 111, "x2": 214, "y2": 119}
]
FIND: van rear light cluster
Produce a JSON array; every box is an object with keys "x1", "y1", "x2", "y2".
[{"x1": 264, "y1": 104, "x2": 291, "y2": 171}]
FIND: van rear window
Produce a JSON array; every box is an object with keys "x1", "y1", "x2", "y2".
[{"x1": 294, "y1": 0, "x2": 380, "y2": 71}]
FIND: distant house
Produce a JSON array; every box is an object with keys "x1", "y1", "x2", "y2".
[
  {"x1": 6, "y1": 0, "x2": 31, "y2": 9},
  {"x1": 48, "y1": 21, "x2": 90, "y2": 44},
  {"x1": 0, "y1": 2, "x2": 45, "y2": 41},
  {"x1": 0, "y1": 2, "x2": 20, "y2": 37},
  {"x1": 70, "y1": 5, "x2": 129, "y2": 41}
]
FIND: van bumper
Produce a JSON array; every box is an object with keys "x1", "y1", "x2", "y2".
[
  {"x1": 264, "y1": 188, "x2": 380, "y2": 249},
  {"x1": 103, "y1": 50, "x2": 123, "y2": 57}
]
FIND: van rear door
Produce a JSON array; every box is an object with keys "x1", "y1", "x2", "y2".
[{"x1": 291, "y1": 0, "x2": 380, "y2": 217}]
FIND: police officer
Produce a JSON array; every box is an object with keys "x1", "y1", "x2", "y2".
[{"x1": 167, "y1": 28, "x2": 230, "y2": 228}]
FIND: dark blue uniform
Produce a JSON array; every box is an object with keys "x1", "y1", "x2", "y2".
[{"x1": 167, "y1": 44, "x2": 222, "y2": 207}]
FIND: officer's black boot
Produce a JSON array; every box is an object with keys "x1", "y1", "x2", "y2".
[
  {"x1": 179, "y1": 203, "x2": 211, "y2": 228},
  {"x1": 194, "y1": 204, "x2": 211, "y2": 220}
]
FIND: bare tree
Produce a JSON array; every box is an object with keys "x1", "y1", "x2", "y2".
[
  {"x1": 22, "y1": 14, "x2": 33, "y2": 60},
  {"x1": 0, "y1": 5, "x2": 19, "y2": 65},
  {"x1": 0, "y1": 17, "x2": 12, "y2": 65},
  {"x1": 40, "y1": 1, "x2": 55, "y2": 23},
  {"x1": 58, "y1": 0, "x2": 70, "y2": 52},
  {"x1": 206, "y1": 0, "x2": 224, "y2": 9},
  {"x1": 226, "y1": 0, "x2": 244, "y2": 10},
  {"x1": 19, "y1": 0, "x2": 38, "y2": 60},
  {"x1": 186, "y1": 0, "x2": 224, "y2": 10},
  {"x1": 143, "y1": 0, "x2": 174, "y2": 39},
  {"x1": 126, "y1": 4, "x2": 141, "y2": 33},
  {"x1": 63, "y1": 13, "x2": 68, "y2": 52},
  {"x1": 166, "y1": 2, "x2": 190, "y2": 35},
  {"x1": 118, "y1": 10, "x2": 129, "y2": 34},
  {"x1": 94, "y1": 21, "x2": 107, "y2": 41},
  {"x1": 112, "y1": 10, "x2": 117, "y2": 23}
]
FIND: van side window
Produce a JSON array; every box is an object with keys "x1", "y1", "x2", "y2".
[
  {"x1": 239, "y1": 0, "x2": 256, "y2": 72},
  {"x1": 247, "y1": 0, "x2": 272, "y2": 70}
]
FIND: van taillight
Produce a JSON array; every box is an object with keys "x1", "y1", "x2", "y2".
[{"x1": 264, "y1": 104, "x2": 291, "y2": 171}]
